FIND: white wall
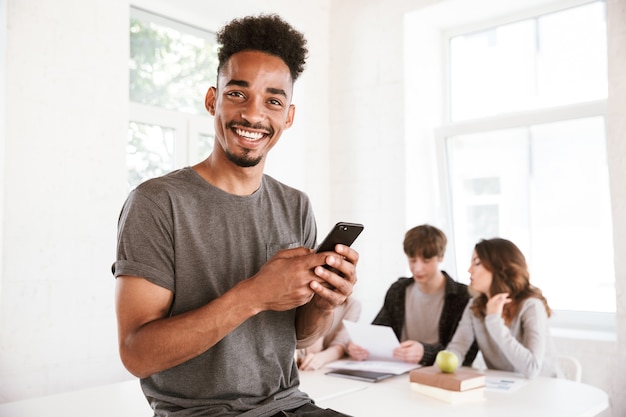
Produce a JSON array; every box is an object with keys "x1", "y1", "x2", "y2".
[
  {"x1": 1, "y1": 0, "x2": 129, "y2": 401},
  {"x1": 1, "y1": 1, "x2": 624, "y2": 416}
]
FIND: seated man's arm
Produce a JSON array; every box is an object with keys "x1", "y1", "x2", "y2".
[{"x1": 419, "y1": 341, "x2": 445, "y2": 365}]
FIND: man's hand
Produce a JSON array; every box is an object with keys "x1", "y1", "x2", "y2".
[
  {"x1": 308, "y1": 243, "x2": 359, "y2": 310},
  {"x1": 245, "y1": 247, "x2": 326, "y2": 312},
  {"x1": 393, "y1": 340, "x2": 424, "y2": 364},
  {"x1": 293, "y1": 244, "x2": 359, "y2": 348}
]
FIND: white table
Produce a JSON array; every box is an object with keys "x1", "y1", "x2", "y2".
[
  {"x1": 299, "y1": 368, "x2": 609, "y2": 417},
  {"x1": 0, "y1": 380, "x2": 152, "y2": 417},
  {"x1": 0, "y1": 369, "x2": 608, "y2": 417}
]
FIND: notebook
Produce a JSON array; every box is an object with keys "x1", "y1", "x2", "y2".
[{"x1": 325, "y1": 369, "x2": 394, "y2": 382}]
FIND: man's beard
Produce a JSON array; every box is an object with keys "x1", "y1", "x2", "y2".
[
  {"x1": 224, "y1": 120, "x2": 272, "y2": 167},
  {"x1": 225, "y1": 148, "x2": 263, "y2": 167}
]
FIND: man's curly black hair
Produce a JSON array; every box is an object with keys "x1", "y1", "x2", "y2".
[{"x1": 216, "y1": 14, "x2": 308, "y2": 82}]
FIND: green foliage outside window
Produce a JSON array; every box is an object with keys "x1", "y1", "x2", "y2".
[{"x1": 129, "y1": 17, "x2": 218, "y2": 114}]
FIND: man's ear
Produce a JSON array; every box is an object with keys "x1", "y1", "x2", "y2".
[
  {"x1": 205, "y1": 87, "x2": 217, "y2": 115},
  {"x1": 284, "y1": 104, "x2": 296, "y2": 129}
]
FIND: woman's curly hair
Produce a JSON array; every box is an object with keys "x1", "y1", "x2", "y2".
[
  {"x1": 470, "y1": 238, "x2": 551, "y2": 323},
  {"x1": 216, "y1": 14, "x2": 308, "y2": 81}
]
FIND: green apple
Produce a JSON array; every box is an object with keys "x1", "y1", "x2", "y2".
[{"x1": 435, "y1": 350, "x2": 459, "y2": 373}]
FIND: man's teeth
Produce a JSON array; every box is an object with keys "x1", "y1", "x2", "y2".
[{"x1": 236, "y1": 128, "x2": 264, "y2": 140}]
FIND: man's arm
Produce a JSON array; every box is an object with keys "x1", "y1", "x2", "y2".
[
  {"x1": 116, "y1": 246, "x2": 333, "y2": 378},
  {"x1": 419, "y1": 341, "x2": 446, "y2": 365},
  {"x1": 116, "y1": 275, "x2": 260, "y2": 378}
]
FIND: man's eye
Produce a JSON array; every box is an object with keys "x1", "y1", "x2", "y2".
[
  {"x1": 268, "y1": 98, "x2": 283, "y2": 106},
  {"x1": 227, "y1": 91, "x2": 244, "y2": 98}
]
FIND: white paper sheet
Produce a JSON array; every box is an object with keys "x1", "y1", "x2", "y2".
[
  {"x1": 342, "y1": 320, "x2": 400, "y2": 361},
  {"x1": 338, "y1": 321, "x2": 422, "y2": 373},
  {"x1": 485, "y1": 376, "x2": 528, "y2": 393}
]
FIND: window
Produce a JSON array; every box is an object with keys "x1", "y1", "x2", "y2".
[
  {"x1": 448, "y1": 1, "x2": 607, "y2": 121},
  {"x1": 128, "y1": 8, "x2": 218, "y2": 190},
  {"x1": 440, "y1": 1, "x2": 612, "y2": 313}
]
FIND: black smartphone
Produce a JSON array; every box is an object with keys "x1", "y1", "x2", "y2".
[
  {"x1": 315, "y1": 222, "x2": 364, "y2": 253},
  {"x1": 315, "y1": 222, "x2": 364, "y2": 276}
]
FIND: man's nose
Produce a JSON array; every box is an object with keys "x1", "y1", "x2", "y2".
[
  {"x1": 413, "y1": 260, "x2": 424, "y2": 271},
  {"x1": 241, "y1": 98, "x2": 265, "y2": 123}
]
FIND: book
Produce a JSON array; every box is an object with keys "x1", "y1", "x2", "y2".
[
  {"x1": 410, "y1": 382, "x2": 485, "y2": 404},
  {"x1": 325, "y1": 369, "x2": 394, "y2": 382},
  {"x1": 409, "y1": 366, "x2": 485, "y2": 391}
]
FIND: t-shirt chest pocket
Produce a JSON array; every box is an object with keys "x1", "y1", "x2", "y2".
[{"x1": 266, "y1": 241, "x2": 301, "y2": 261}]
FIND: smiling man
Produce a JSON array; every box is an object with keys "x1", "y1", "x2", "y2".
[{"x1": 112, "y1": 14, "x2": 358, "y2": 417}]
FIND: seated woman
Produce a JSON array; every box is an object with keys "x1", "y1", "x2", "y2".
[
  {"x1": 296, "y1": 296, "x2": 361, "y2": 371},
  {"x1": 446, "y1": 238, "x2": 559, "y2": 379}
]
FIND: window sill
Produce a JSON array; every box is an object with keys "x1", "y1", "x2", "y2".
[{"x1": 550, "y1": 327, "x2": 616, "y2": 343}]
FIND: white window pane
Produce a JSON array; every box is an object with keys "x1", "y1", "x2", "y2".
[
  {"x1": 537, "y1": 2, "x2": 607, "y2": 107},
  {"x1": 446, "y1": 116, "x2": 613, "y2": 312},
  {"x1": 196, "y1": 133, "x2": 214, "y2": 161},
  {"x1": 449, "y1": 1, "x2": 607, "y2": 121},
  {"x1": 127, "y1": 122, "x2": 176, "y2": 190},
  {"x1": 529, "y1": 117, "x2": 614, "y2": 312},
  {"x1": 446, "y1": 128, "x2": 530, "y2": 273},
  {"x1": 450, "y1": 21, "x2": 536, "y2": 120}
]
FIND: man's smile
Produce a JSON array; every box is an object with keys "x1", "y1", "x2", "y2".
[{"x1": 235, "y1": 127, "x2": 267, "y2": 141}]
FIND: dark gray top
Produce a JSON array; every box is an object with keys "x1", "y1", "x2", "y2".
[{"x1": 113, "y1": 167, "x2": 317, "y2": 416}]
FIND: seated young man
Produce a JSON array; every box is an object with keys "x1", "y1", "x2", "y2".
[{"x1": 347, "y1": 224, "x2": 477, "y2": 366}]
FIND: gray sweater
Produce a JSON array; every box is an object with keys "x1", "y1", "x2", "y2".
[{"x1": 446, "y1": 297, "x2": 559, "y2": 378}]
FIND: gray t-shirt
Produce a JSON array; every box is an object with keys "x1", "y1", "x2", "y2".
[
  {"x1": 113, "y1": 167, "x2": 318, "y2": 416},
  {"x1": 401, "y1": 283, "x2": 444, "y2": 344}
]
